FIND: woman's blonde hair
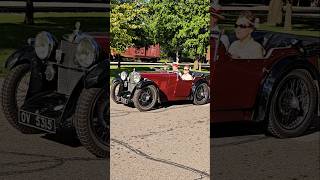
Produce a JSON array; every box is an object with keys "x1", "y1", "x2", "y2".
[{"x1": 239, "y1": 11, "x2": 255, "y2": 25}]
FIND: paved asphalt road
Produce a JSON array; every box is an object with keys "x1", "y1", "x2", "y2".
[
  {"x1": 110, "y1": 100, "x2": 210, "y2": 180},
  {"x1": 211, "y1": 120, "x2": 320, "y2": 180},
  {"x1": 0, "y1": 75, "x2": 318, "y2": 180},
  {"x1": 0, "y1": 79, "x2": 108, "y2": 180}
]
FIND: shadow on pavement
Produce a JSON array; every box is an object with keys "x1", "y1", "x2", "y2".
[
  {"x1": 211, "y1": 116, "x2": 320, "y2": 138},
  {"x1": 0, "y1": 150, "x2": 106, "y2": 177},
  {"x1": 41, "y1": 128, "x2": 82, "y2": 148},
  {"x1": 210, "y1": 121, "x2": 266, "y2": 138}
]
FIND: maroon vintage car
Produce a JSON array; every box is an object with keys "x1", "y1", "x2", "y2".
[
  {"x1": 210, "y1": 30, "x2": 320, "y2": 138},
  {"x1": 111, "y1": 70, "x2": 210, "y2": 111}
]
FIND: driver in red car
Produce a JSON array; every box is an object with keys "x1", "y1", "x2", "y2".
[
  {"x1": 181, "y1": 65, "x2": 193, "y2": 80},
  {"x1": 228, "y1": 11, "x2": 265, "y2": 59},
  {"x1": 172, "y1": 62, "x2": 182, "y2": 76}
]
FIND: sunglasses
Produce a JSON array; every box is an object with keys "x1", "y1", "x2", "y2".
[
  {"x1": 184, "y1": 69, "x2": 189, "y2": 71},
  {"x1": 234, "y1": 24, "x2": 253, "y2": 28}
]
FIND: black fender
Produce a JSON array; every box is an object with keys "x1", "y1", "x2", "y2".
[
  {"x1": 130, "y1": 80, "x2": 163, "y2": 102},
  {"x1": 111, "y1": 77, "x2": 125, "y2": 97},
  {"x1": 5, "y1": 45, "x2": 35, "y2": 69},
  {"x1": 84, "y1": 59, "x2": 109, "y2": 89},
  {"x1": 112, "y1": 77, "x2": 123, "y2": 85},
  {"x1": 191, "y1": 78, "x2": 209, "y2": 100},
  {"x1": 61, "y1": 77, "x2": 85, "y2": 125},
  {"x1": 135, "y1": 79, "x2": 156, "y2": 89},
  {"x1": 253, "y1": 56, "x2": 319, "y2": 122}
]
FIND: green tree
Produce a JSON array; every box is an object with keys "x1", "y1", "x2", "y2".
[
  {"x1": 147, "y1": 0, "x2": 209, "y2": 61},
  {"x1": 110, "y1": 1, "x2": 149, "y2": 53},
  {"x1": 177, "y1": 1, "x2": 210, "y2": 60}
]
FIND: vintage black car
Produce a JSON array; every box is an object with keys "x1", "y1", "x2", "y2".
[{"x1": 1, "y1": 23, "x2": 109, "y2": 158}]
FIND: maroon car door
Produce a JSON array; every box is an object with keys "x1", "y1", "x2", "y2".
[
  {"x1": 174, "y1": 76, "x2": 193, "y2": 97},
  {"x1": 212, "y1": 55, "x2": 266, "y2": 110}
]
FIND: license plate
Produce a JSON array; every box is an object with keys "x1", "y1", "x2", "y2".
[
  {"x1": 18, "y1": 110, "x2": 56, "y2": 133},
  {"x1": 120, "y1": 97, "x2": 129, "y2": 104}
]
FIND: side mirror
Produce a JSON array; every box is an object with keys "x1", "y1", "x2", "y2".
[
  {"x1": 290, "y1": 39, "x2": 304, "y2": 53},
  {"x1": 290, "y1": 39, "x2": 300, "y2": 46},
  {"x1": 27, "y1": 38, "x2": 35, "y2": 46}
]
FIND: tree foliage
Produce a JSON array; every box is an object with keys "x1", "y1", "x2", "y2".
[
  {"x1": 111, "y1": 0, "x2": 210, "y2": 60},
  {"x1": 147, "y1": 0, "x2": 210, "y2": 59},
  {"x1": 110, "y1": 1, "x2": 149, "y2": 53}
]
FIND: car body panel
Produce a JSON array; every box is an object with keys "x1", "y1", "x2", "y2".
[
  {"x1": 210, "y1": 30, "x2": 320, "y2": 123},
  {"x1": 115, "y1": 71, "x2": 209, "y2": 104}
]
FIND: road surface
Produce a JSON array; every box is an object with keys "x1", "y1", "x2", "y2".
[
  {"x1": 211, "y1": 120, "x2": 320, "y2": 180},
  {"x1": 0, "y1": 80, "x2": 108, "y2": 180},
  {"x1": 110, "y1": 100, "x2": 211, "y2": 180}
]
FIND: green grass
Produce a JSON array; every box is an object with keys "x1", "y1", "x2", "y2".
[{"x1": 0, "y1": 12, "x2": 108, "y2": 76}]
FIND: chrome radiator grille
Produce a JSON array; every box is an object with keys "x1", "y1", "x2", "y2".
[
  {"x1": 57, "y1": 40, "x2": 84, "y2": 95},
  {"x1": 127, "y1": 73, "x2": 137, "y2": 92}
]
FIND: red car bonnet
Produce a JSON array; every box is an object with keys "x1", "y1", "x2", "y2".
[{"x1": 87, "y1": 32, "x2": 110, "y2": 57}]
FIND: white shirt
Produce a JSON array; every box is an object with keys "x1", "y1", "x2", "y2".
[
  {"x1": 181, "y1": 73, "x2": 193, "y2": 81},
  {"x1": 228, "y1": 37, "x2": 264, "y2": 59}
]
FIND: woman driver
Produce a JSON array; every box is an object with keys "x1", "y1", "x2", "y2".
[{"x1": 228, "y1": 11, "x2": 265, "y2": 59}]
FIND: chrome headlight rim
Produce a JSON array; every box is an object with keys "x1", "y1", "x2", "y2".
[
  {"x1": 75, "y1": 36, "x2": 100, "y2": 68},
  {"x1": 34, "y1": 31, "x2": 56, "y2": 60},
  {"x1": 120, "y1": 71, "x2": 128, "y2": 81},
  {"x1": 132, "y1": 72, "x2": 141, "y2": 83}
]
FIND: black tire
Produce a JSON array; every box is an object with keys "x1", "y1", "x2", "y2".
[
  {"x1": 193, "y1": 83, "x2": 210, "y2": 105},
  {"x1": 1, "y1": 64, "x2": 39, "y2": 134},
  {"x1": 268, "y1": 69, "x2": 317, "y2": 138},
  {"x1": 74, "y1": 88, "x2": 109, "y2": 158},
  {"x1": 110, "y1": 81, "x2": 122, "y2": 104},
  {"x1": 133, "y1": 85, "x2": 158, "y2": 111}
]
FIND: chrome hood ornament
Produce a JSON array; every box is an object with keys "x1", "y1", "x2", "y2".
[{"x1": 68, "y1": 21, "x2": 81, "y2": 42}]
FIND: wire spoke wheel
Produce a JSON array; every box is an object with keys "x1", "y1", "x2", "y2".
[
  {"x1": 111, "y1": 81, "x2": 123, "y2": 104},
  {"x1": 75, "y1": 88, "x2": 109, "y2": 158},
  {"x1": 193, "y1": 83, "x2": 209, "y2": 105},
  {"x1": 268, "y1": 69, "x2": 316, "y2": 138},
  {"x1": 138, "y1": 87, "x2": 154, "y2": 107},
  {"x1": 275, "y1": 78, "x2": 310, "y2": 130},
  {"x1": 133, "y1": 85, "x2": 158, "y2": 111},
  {"x1": 15, "y1": 72, "x2": 30, "y2": 108},
  {"x1": 1, "y1": 64, "x2": 39, "y2": 134}
]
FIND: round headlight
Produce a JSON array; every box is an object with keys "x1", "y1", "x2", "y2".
[
  {"x1": 132, "y1": 72, "x2": 141, "y2": 83},
  {"x1": 120, "y1": 71, "x2": 128, "y2": 81},
  {"x1": 34, "y1": 31, "x2": 55, "y2": 60},
  {"x1": 75, "y1": 37, "x2": 99, "y2": 68}
]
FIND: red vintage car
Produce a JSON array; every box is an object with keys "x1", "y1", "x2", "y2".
[
  {"x1": 211, "y1": 30, "x2": 320, "y2": 138},
  {"x1": 111, "y1": 70, "x2": 210, "y2": 111}
]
